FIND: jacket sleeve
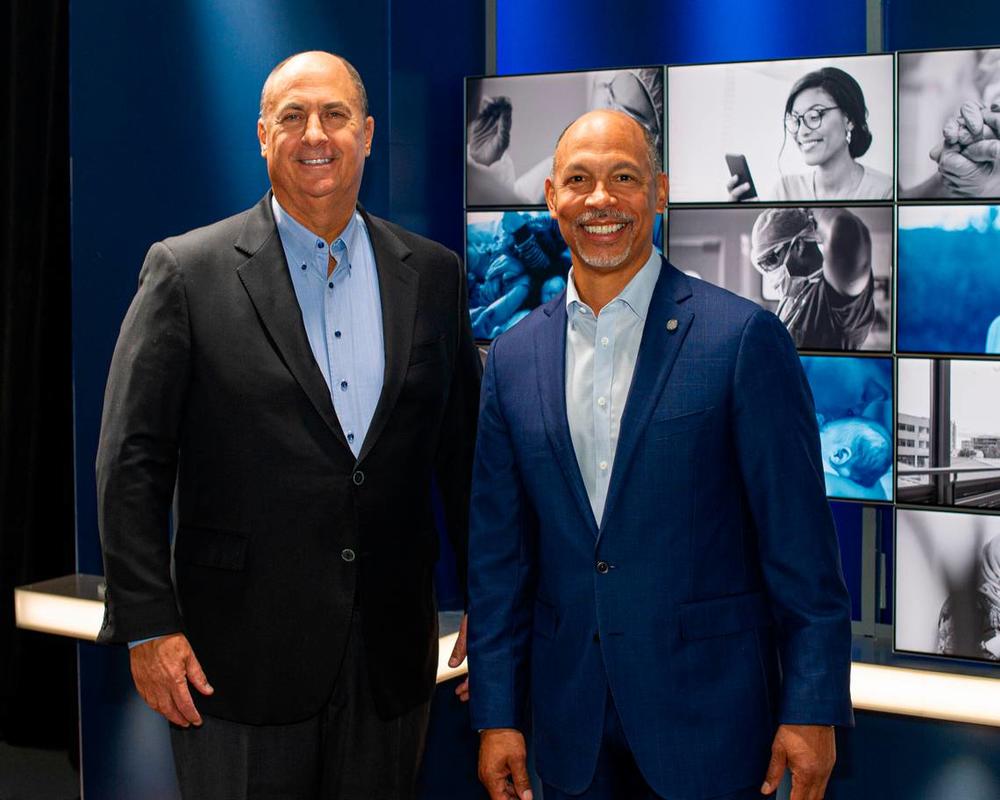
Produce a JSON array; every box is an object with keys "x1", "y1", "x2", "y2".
[
  {"x1": 433, "y1": 250, "x2": 483, "y2": 599},
  {"x1": 467, "y1": 339, "x2": 536, "y2": 731},
  {"x1": 731, "y1": 308, "x2": 854, "y2": 727},
  {"x1": 95, "y1": 242, "x2": 191, "y2": 644}
]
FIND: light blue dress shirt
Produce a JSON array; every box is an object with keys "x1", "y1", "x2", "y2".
[
  {"x1": 273, "y1": 196, "x2": 384, "y2": 459},
  {"x1": 565, "y1": 249, "x2": 661, "y2": 526}
]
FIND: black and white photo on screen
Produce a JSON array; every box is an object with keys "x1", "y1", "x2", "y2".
[
  {"x1": 466, "y1": 67, "x2": 664, "y2": 207},
  {"x1": 668, "y1": 54, "x2": 894, "y2": 203},
  {"x1": 668, "y1": 205, "x2": 891, "y2": 351},
  {"x1": 898, "y1": 47, "x2": 1000, "y2": 200},
  {"x1": 896, "y1": 507, "x2": 1000, "y2": 664},
  {"x1": 897, "y1": 358, "x2": 1000, "y2": 510}
]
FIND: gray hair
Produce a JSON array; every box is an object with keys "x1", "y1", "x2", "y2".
[
  {"x1": 259, "y1": 52, "x2": 369, "y2": 120},
  {"x1": 551, "y1": 112, "x2": 663, "y2": 177}
]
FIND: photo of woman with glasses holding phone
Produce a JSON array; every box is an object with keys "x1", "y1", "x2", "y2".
[{"x1": 728, "y1": 67, "x2": 893, "y2": 201}]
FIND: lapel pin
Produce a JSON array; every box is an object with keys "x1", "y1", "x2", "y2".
[{"x1": 666, "y1": 318, "x2": 678, "y2": 332}]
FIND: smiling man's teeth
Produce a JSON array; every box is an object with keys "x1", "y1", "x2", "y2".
[
  {"x1": 302, "y1": 158, "x2": 333, "y2": 165},
  {"x1": 583, "y1": 223, "x2": 625, "y2": 234}
]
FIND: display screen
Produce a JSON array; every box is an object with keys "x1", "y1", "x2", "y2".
[
  {"x1": 667, "y1": 54, "x2": 894, "y2": 203},
  {"x1": 668, "y1": 205, "x2": 891, "y2": 352},
  {"x1": 466, "y1": 67, "x2": 664, "y2": 207},
  {"x1": 799, "y1": 355, "x2": 894, "y2": 502},
  {"x1": 897, "y1": 358, "x2": 1000, "y2": 509},
  {"x1": 896, "y1": 507, "x2": 1000, "y2": 664},
  {"x1": 466, "y1": 210, "x2": 663, "y2": 341},
  {"x1": 897, "y1": 205, "x2": 1000, "y2": 355},
  {"x1": 898, "y1": 48, "x2": 1000, "y2": 201}
]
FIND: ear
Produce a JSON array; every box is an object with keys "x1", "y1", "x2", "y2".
[
  {"x1": 655, "y1": 171, "x2": 667, "y2": 213},
  {"x1": 544, "y1": 176, "x2": 557, "y2": 214},
  {"x1": 257, "y1": 118, "x2": 268, "y2": 157},
  {"x1": 831, "y1": 446, "x2": 852, "y2": 467},
  {"x1": 364, "y1": 116, "x2": 375, "y2": 157}
]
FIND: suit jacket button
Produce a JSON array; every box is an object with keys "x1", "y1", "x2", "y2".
[
  {"x1": 352, "y1": 470, "x2": 365, "y2": 486},
  {"x1": 596, "y1": 561, "x2": 609, "y2": 574},
  {"x1": 341, "y1": 548, "x2": 356, "y2": 562}
]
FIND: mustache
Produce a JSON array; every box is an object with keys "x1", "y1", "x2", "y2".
[{"x1": 574, "y1": 209, "x2": 635, "y2": 226}]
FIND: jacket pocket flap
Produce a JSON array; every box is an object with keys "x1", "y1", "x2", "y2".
[
  {"x1": 679, "y1": 591, "x2": 772, "y2": 640},
  {"x1": 648, "y1": 406, "x2": 714, "y2": 437},
  {"x1": 174, "y1": 527, "x2": 248, "y2": 571}
]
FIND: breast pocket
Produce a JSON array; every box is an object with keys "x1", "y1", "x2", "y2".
[{"x1": 647, "y1": 406, "x2": 715, "y2": 440}]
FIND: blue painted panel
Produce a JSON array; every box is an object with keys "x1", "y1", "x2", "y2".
[
  {"x1": 497, "y1": 0, "x2": 867, "y2": 74},
  {"x1": 886, "y1": 0, "x2": 1000, "y2": 51}
]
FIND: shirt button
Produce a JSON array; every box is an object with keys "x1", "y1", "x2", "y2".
[
  {"x1": 300, "y1": 264, "x2": 307, "y2": 271},
  {"x1": 328, "y1": 282, "x2": 334, "y2": 289},
  {"x1": 340, "y1": 380, "x2": 349, "y2": 391},
  {"x1": 317, "y1": 241, "x2": 325, "y2": 249},
  {"x1": 352, "y1": 470, "x2": 365, "y2": 486},
  {"x1": 596, "y1": 561, "x2": 610, "y2": 574},
  {"x1": 347, "y1": 432, "x2": 354, "y2": 443},
  {"x1": 597, "y1": 396, "x2": 607, "y2": 408},
  {"x1": 334, "y1": 330, "x2": 342, "y2": 338},
  {"x1": 599, "y1": 460, "x2": 608, "y2": 471},
  {"x1": 601, "y1": 336, "x2": 609, "y2": 348},
  {"x1": 341, "y1": 548, "x2": 356, "y2": 562}
]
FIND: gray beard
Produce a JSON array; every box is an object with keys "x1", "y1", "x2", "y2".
[{"x1": 575, "y1": 238, "x2": 633, "y2": 270}]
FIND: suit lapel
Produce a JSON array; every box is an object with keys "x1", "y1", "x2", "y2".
[
  {"x1": 599, "y1": 260, "x2": 695, "y2": 538},
  {"x1": 356, "y1": 209, "x2": 418, "y2": 464},
  {"x1": 536, "y1": 296, "x2": 599, "y2": 534},
  {"x1": 235, "y1": 195, "x2": 351, "y2": 451}
]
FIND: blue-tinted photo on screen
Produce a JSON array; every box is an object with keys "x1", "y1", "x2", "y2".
[
  {"x1": 800, "y1": 355, "x2": 894, "y2": 501},
  {"x1": 898, "y1": 206, "x2": 1000, "y2": 355},
  {"x1": 466, "y1": 210, "x2": 663, "y2": 340}
]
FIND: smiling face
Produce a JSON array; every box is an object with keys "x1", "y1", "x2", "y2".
[
  {"x1": 257, "y1": 52, "x2": 374, "y2": 231},
  {"x1": 544, "y1": 110, "x2": 665, "y2": 277},
  {"x1": 790, "y1": 87, "x2": 852, "y2": 167}
]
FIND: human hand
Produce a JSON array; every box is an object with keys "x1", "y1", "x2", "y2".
[
  {"x1": 469, "y1": 96, "x2": 513, "y2": 167},
  {"x1": 479, "y1": 729, "x2": 533, "y2": 800},
  {"x1": 129, "y1": 633, "x2": 213, "y2": 727},
  {"x1": 760, "y1": 724, "x2": 836, "y2": 800},
  {"x1": 448, "y1": 613, "x2": 470, "y2": 702},
  {"x1": 726, "y1": 172, "x2": 752, "y2": 201}
]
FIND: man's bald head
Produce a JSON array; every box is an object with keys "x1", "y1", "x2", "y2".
[
  {"x1": 551, "y1": 109, "x2": 662, "y2": 177},
  {"x1": 260, "y1": 51, "x2": 369, "y2": 120}
]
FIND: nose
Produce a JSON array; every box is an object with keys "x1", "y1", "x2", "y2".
[
  {"x1": 303, "y1": 112, "x2": 328, "y2": 146},
  {"x1": 585, "y1": 180, "x2": 615, "y2": 209}
]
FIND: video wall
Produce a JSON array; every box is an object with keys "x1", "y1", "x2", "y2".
[{"x1": 464, "y1": 46, "x2": 1000, "y2": 667}]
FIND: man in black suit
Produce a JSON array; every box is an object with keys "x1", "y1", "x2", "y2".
[{"x1": 96, "y1": 51, "x2": 480, "y2": 798}]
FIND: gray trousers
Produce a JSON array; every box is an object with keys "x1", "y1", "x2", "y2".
[{"x1": 170, "y1": 612, "x2": 431, "y2": 800}]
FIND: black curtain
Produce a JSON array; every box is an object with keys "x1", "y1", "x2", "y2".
[{"x1": 0, "y1": 0, "x2": 77, "y2": 750}]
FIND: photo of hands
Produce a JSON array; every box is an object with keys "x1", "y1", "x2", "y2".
[{"x1": 899, "y1": 48, "x2": 1000, "y2": 200}]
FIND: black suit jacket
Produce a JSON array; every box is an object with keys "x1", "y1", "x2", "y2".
[{"x1": 96, "y1": 194, "x2": 481, "y2": 724}]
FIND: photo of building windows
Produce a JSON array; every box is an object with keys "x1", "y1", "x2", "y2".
[{"x1": 897, "y1": 358, "x2": 1000, "y2": 508}]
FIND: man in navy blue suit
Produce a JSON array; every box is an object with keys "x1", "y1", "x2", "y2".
[{"x1": 467, "y1": 110, "x2": 853, "y2": 800}]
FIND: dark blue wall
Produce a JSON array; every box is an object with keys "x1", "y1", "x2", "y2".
[
  {"x1": 497, "y1": 0, "x2": 868, "y2": 74},
  {"x1": 885, "y1": 0, "x2": 1000, "y2": 51}
]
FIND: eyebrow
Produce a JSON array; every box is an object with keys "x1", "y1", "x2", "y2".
[
  {"x1": 561, "y1": 159, "x2": 642, "y2": 174},
  {"x1": 276, "y1": 100, "x2": 352, "y2": 115}
]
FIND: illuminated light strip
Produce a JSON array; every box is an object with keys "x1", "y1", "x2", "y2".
[
  {"x1": 851, "y1": 662, "x2": 1000, "y2": 727},
  {"x1": 16, "y1": 577, "x2": 999, "y2": 711},
  {"x1": 14, "y1": 585, "x2": 105, "y2": 641},
  {"x1": 15, "y1": 576, "x2": 470, "y2": 685}
]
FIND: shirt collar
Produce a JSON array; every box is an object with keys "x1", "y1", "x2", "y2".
[
  {"x1": 272, "y1": 195, "x2": 360, "y2": 278},
  {"x1": 565, "y1": 247, "x2": 661, "y2": 321}
]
